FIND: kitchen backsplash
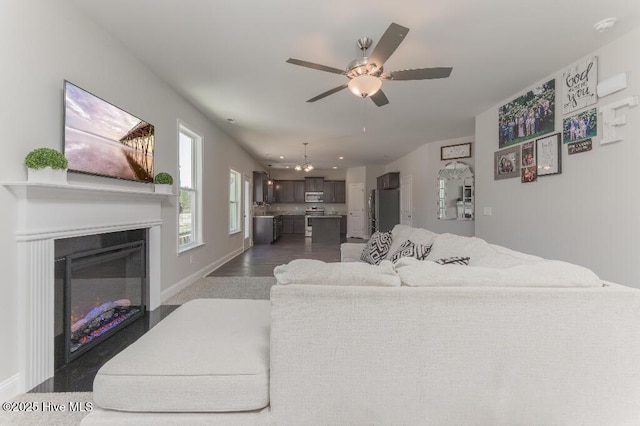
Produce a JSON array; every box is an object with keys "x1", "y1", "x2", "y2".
[{"x1": 268, "y1": 203, "x2": 347, "y2": 215}]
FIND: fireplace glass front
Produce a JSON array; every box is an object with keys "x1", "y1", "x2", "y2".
[{"x1": 55, "y1": 230, "x2": 147, "y2": 367}]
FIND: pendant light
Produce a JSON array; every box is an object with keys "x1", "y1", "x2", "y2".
[
  {"x1": 295, "y1": 143, "x2": 314, "y2": 172},
  {"x1": 267, "y1": 164, "x2": 273, "y2": 185}
]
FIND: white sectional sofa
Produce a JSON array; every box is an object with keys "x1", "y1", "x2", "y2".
[{"x1": 84, "y1": 225, "x2": 640, "y2": 425}]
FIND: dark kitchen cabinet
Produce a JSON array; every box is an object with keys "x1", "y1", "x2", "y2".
[
  {"x1": 253, "y1": 171, "x2": 268, "y2": 204},
  {"x1": 293, "y1": 215, "x2": 305, "y2": 234},
  {"x1": 323, "y1": 180, "x2": 346, "y2": 203},
  {"x1": 282, "y1": 215, "x2": 295, "y2": 234},
  {"x1": 293, "y1": 181, "x2": 305, "y2": 203},
  {"x1": 273, "y1": 180, "x2": 298, "y2": 204},
  {"x1": 273, "y1": 180, "x2": 282, "y2": 203},
  {"x1": 377, "y1": 172, "x2": 400, "y2": 190},
  {"x1": 340, "y1": 215, "x2": 347, "y2": 234},
  {"x1": 305, "y1": 177, "x2": 324, "y2": 192},
  {"x1": 282, "y1": 215, "x2": 305, "y2": 234}
]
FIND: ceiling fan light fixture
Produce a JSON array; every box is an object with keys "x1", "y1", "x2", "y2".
[{"x1": 348, "y1": 74, "x2": 382, "y2": 98}]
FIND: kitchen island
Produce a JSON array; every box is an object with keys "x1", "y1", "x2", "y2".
[{"x1": 310, "y1": 215, "x2": 341, "y2": 244}]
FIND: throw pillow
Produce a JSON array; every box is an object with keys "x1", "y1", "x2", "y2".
[
  {"x1": 434, "y1": 256, "x2": 470, "y2": 265},
  {"x1": 360, "y1": 231, "x2": 393, "y2": 265},
  {"x1": 389, "y1": 240, "x2": 432, "y2": 263}
]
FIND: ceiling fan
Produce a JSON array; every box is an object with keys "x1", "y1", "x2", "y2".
[{"x1": 286, "y1": 22, "x2": 452, "y2": 107}]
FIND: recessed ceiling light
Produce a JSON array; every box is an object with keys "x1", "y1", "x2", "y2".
[
  {"x1": 339, "y1": 156, "x2": 344, "y2": 160},
  {"x1": 279, "y1": 155, "x2": 285, "y2": 159},
  {"x1": 286, "y1": 165, "x2": 290, "y2": 169},
  {"x1": 332, "y1": 166, "x2": 337, "y2": 169},
  {"x1": 593, "y1": 17, "x2": 617, "y2": 32}
]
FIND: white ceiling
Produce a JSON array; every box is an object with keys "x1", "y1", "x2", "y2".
[{"x1": 70, "y1": 0, "x2": 640, "y2": 171}]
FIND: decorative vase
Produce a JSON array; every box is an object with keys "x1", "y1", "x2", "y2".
[
  {"x1": 27, "y1": 167, "x2": 67, "y2": 184},
  {"x1": 154, "y1": 184, "x2": 173, "y2": 194}
]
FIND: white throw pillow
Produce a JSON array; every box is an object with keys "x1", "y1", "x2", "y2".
[
  {"x1": 274, "y1": 259, "x2": 401, "y2": 287},
  {"x1": 387, "y1": 225, "x2": 437, "y2": 260}
]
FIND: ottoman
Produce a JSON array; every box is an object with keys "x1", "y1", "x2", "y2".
[{"x1": 90, "y1": 298, "x2": 271, "y2": 413}]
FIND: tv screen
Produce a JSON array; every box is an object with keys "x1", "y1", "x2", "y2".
[{"x1": 63, "y1": 81, "x2": 154, "y2": 183}]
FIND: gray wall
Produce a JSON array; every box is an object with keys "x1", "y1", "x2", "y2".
[
  {"x1": 385, "y1": 136, "x2": 475, "y2": 236},
  {"x1": 475, "y1": 26, "x2": 640, "y2": 287},
  {"x1": 0, "y1": 0, "x2": 261, "y2": 396}
]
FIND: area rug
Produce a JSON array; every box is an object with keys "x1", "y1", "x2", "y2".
[
  {"x1": 163, "y1": 276, "x2": 277, "y2": 305},
  {"x1": 0, "y1": 392, "x2": 93, "y2": 425}
]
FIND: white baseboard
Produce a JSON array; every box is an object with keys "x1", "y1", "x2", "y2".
[
  {"x1": 0, "y1": 374, "x2": 21, "y2": 403},
  {"x1": 160, "y1": 246, "x2": 244, "y2": 303}
]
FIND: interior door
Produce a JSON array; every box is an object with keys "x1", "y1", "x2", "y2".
[
  {"x1": 347, "y1": 183, "x2": 365, "y2": 238},
  {"x1": 400, "y1": 175, "x2": 413, "y2": 227},
  {"x1": 244, "y1": 174, "x2": 251, "y2": 249}
]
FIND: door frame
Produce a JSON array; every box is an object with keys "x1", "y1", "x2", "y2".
[{"x1": 243, "y1": 173, "x2": 252, "y2": 250}]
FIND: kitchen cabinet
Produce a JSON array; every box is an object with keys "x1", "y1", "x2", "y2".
[
  {"x1": 253, "y1": 215, "x2": 282, "y2": 244},
  {"x1": 305, "y1": 177, "x2": 324, "y2": 192},
  {"x1": 273, "y1": 180, "x2": 301, "y2": 204},
  {"x1": 253, "y1": 171, "x2": 268, "y2": 204},
  {"x1": 293, "y1": 215, "x2": 305, "y2": 234},
  {"x1": 282, "y1": 215, "x2": 294, "y2": 234},
  {"x1": 281, "y1": 215, "x2": 305, "y2": 234},
  {"x1": 340, "y1": 215, "x2": 347, "y2": 234},
  {"x1": 323, "y1": 180, "x2": 346, "y2": 203},
  {"x1": 377, "y1": 172, "x2": 400, "y2": 190},
  {"x1": 293, "y1": 181, "x2": 305, "y2": 203}
]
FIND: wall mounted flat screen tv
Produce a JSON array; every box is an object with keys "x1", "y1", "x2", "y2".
[{"x1": 63, "y1": 81, "x2": 154, "y2": 183}]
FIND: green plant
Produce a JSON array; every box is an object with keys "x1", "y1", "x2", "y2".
[
  {"x1": 24, "y1": 148, "x2": 68, "y2": 170},
  {"x1": 154, "y1": 172, "x2": 174, "y2": 185}
]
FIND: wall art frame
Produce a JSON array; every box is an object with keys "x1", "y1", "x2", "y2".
[
  {"x1": 441, "y1": 142, "x2": 472, "y2": 160},
  {"x1": 494, "y1": 146, "x2": 521, "y2": 180},
  {"x1": 498, "y1": 79, "x2": 556, "y2": 148},
  {"x1": 536, "y1": 132, "x2": 562, "y2": 176}
]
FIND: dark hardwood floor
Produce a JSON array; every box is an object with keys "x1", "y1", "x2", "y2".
[
  {"x1": 32, "y1": 233, "x2": 361, "y2": 393},
  {"x1": 209, "y1": 234, "x2": 363, "y2": 277}
]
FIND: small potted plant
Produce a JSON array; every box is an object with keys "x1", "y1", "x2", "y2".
[
  {"x1": 154, "y1": 172, "x2": 174, "y2": 194},
  {"x1": 24, "y1": 147, "x2": 69, "y2": 184}
]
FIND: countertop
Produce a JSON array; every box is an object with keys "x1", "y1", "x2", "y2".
[
  {"x1": 254, "y1": 212, "x2": 346, "y2": 217},
  {"x1": 310, "y1": 215, "x2": 342, "y2": 218}
]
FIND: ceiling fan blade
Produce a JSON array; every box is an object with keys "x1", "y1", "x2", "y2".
[
  {"x1": 382, "y1": 67, "x2": 453, "y2": 81},
  {"x1": 368, "y1": 23, "x2": 409, "y2": 70},
  {"x1": 307, "y1": 84, "x2": 349, "y2": 102},
  {"x1": 370, "y1": 90, "x2": 389, "y2": 107},
  {"x1": 286, "y1": 58, "x2": 345, "y2": 75}
]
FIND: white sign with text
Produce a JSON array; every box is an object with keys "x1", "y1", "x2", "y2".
[{"x1": 562, "y1": 57, "x2": 597, "y2": 115}]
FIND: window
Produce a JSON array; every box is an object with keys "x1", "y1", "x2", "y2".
[
  {"x1": 229, "y1": 169, "x2": 242, "y2": 234},
  {"x1": 178, "y1": 124, "x2": 202, "y2": 251}
]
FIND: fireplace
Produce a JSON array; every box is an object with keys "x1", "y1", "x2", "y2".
[
  {"x1": 54, "y1": 229, "x2": 147, "y2": 368},
  {"x1": 5, "y1": 181, "x2": 165, "y2": 393}
]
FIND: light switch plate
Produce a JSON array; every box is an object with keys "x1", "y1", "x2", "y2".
[{"x1": 483, "y1": 207, "x2": 492, "y2": 216}]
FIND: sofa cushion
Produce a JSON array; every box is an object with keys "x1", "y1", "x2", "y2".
[
  {"x1": 386, "y1": 225, "x2": 437, "y2": 260},
  {"x1": 360, "y1": 231, "x2": 393, "y2": 265},
  {"x1": 426, "y1": 233, "x2": 541, "y2": 267},
  {"x1": 395, "y1": 257, "x2": 602, "y2": 288},
  {"x1": 274, "y1": 258, "x2": 401, "y2": 287},
  {"x1": 389, "y1": 240, "x2": 432, "y2": 263},
  {"x1": 93, "y1": 299, "x2": 270, "y2": 412}
]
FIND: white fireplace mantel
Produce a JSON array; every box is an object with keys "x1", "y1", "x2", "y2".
[{"x1": 3, "y1": 181, "x2": 171, "y2": 393}]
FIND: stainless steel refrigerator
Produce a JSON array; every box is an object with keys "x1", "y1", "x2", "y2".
[{"x1": 370, "y1": 189, "x2": 400, "y2": 233}]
